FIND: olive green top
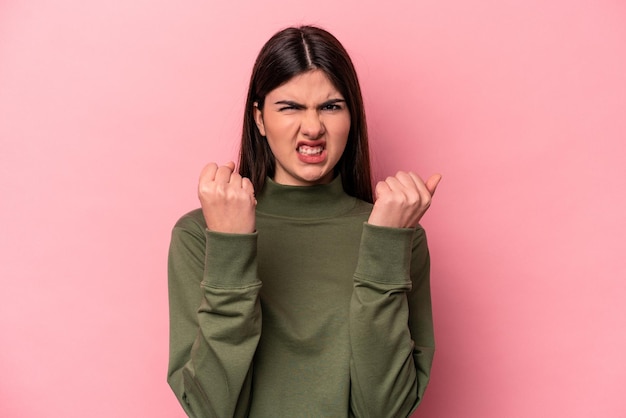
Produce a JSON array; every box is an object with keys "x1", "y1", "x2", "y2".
[{"x1": 167, "y1": 176, "x2": 434, "y2": 418}]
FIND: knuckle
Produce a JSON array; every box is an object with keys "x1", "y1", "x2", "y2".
[
  {"x1": 407, "y1": 195, "x2": 420, "y2": 207},
  {"x1": 198, "y1": 182, "x2": 212, "y2": 195}
]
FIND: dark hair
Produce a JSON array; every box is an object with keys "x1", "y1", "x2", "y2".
[{"x1": 238, "y1": 25, "x2": 373, "y2": 203}]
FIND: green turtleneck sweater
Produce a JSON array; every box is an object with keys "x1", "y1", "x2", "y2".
[{"x1": 167, "y1": 176, "x2": 434, "y2": 418}]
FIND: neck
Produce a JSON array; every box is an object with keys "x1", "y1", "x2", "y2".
[{"x1": 255, "y1": 176, "x2": 356, "y2": 219}]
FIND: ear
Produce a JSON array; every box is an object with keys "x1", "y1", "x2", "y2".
[{"x1": 253, "y1": 102, "x2": 266, "y2": 136}]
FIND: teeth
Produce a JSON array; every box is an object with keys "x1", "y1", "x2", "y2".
[{"x1": 297, "y1": 145, "x2": 323, "y2": 155}]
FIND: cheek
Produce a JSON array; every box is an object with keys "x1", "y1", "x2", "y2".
[
  {"x1": 334, "y1": 117, "x2": 351, "y2": 145},
  {"x1": 264, "y1": 117, "x2": 297, "y2": 140},
  {"x1": 265, "y1": 138, "x2": 284, "y2": 158}
]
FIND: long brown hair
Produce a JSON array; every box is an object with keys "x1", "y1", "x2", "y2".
[{"x1": 238, "y1": 25, "x2": 373, "y2": 203}]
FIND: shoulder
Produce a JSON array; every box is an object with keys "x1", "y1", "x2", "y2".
[
  {"x1": 170, "y1": 208, "x2": 207, "y2": 246},
  {"x1": 173, "y1": 208, "x2": 206, "y2": 231}
]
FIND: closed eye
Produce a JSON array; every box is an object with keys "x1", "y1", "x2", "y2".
[{"x1": 275, "y1": 101, "x2": 304, "y2": 112}]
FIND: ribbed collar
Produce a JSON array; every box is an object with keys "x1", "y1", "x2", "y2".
[{"x1": 256, "y1": 176, "x2": 357, "y2": 219}]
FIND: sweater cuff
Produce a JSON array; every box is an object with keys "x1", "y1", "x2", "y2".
[
  {"x1": 354, "y1": 223, "x2": 414, "y2": 285},
  {"x1": 203, "y1": 229, "x2": 259, "y2": 288}
]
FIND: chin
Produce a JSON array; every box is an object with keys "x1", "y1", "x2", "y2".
[{"x1": 300, "y1": 170, "x2": 333, "y2": 185}]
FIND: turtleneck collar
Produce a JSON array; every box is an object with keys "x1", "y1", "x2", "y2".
[{"x1": 255, "y1": 175, "x2": 357, "y2": 219}]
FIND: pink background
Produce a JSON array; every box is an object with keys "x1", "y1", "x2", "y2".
[{"x1": 1, "y1": 1, "x2": 625, "y2": 417}]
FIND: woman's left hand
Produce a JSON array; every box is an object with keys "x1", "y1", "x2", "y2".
[{"x1": 367, "y1": 171, "x2": 442, "y2": 228}]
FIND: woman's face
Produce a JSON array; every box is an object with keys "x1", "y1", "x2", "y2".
[{"x1": 254, "y1": 70, "x2": 350, "y2": 186}]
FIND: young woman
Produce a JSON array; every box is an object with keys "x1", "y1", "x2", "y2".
[{"x1": 167, "y1": 25, "x2": 441, "y2": 418}]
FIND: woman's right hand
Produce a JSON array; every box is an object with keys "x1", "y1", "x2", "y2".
[{"x1": 198, "y1": 162, "x2": 257, "y2": 234}]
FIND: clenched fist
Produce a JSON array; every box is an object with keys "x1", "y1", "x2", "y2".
[
  {"x1": 198, "y1": 161, "x2": 257, "y2": 234},
  {"x1": 368, "y1": 171, "x2": 442, "y2": 229}
]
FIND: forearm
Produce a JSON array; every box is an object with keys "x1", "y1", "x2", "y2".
[
  {"x1": 349, "y1": 224, "x2": 432, "y2": 418},
  {"x1": 168, "y1": 220, "x2": 262, "y2": 418}
]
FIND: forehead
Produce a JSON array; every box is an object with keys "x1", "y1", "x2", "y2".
[{"x1": 268, "y1": 70, "x2": 343, "y2": 101}]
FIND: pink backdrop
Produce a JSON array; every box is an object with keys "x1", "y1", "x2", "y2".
[{"x1": 1, "y1": 1, "x2": 625, "y2": 417}]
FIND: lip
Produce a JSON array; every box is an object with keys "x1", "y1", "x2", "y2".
[{"x1": 296, "y1": 140, "x2": 327, "y2": 164}]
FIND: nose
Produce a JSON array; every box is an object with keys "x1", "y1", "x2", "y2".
[{"x1": 300, "y1": 109, "x2": 325, "y2": 139}]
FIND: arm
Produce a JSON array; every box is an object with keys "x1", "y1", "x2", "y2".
[
  {"x1": 407, "y1": 227, "x2": 436, "y2": 409},
  {"x1": 167, "y1": 214, "x2": 262, "y2": 418},
  {"x1": 168, "y1": 162, "x2": 260, "y2": 417},
  {"x1": 349, "y1": 171, "x2": 439, "y2": 417},
  {"x1": 348, "y1": 224, "x2": 434, "y2": 418}
]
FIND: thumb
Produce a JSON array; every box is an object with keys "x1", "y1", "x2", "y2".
[
  {"x1": 225, "y1": 161, "x2": 236, "y2": 171},
  {"x1": 426, "y1": 174, "x2": 442, "y2": 196}
]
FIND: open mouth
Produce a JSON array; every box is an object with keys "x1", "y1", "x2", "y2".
[{"x1": 297, "y1": 144, "x2": 324, "y2": 155}]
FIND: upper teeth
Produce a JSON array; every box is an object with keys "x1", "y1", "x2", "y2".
[{"x1": 298, "y1": 146, "x2": 323, "y2": 155}]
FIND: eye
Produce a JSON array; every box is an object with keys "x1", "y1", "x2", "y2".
[
  {"x1": 321, "y1": 103, "x2": 343, "y2": 111},
  {"x1": 277, "y1": 102, "x2": 303, "y2": 112}
]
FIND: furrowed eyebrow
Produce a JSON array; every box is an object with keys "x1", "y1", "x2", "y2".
[
  {"x1": 274, "y1": 100, "x2": 304, "y2": 108},
  {"x1": 273, "y1": 99, "x2": 346, "y2": 108},
  {"x1": 320, "y1": 99, "x2": 346, "y2": 107}
]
